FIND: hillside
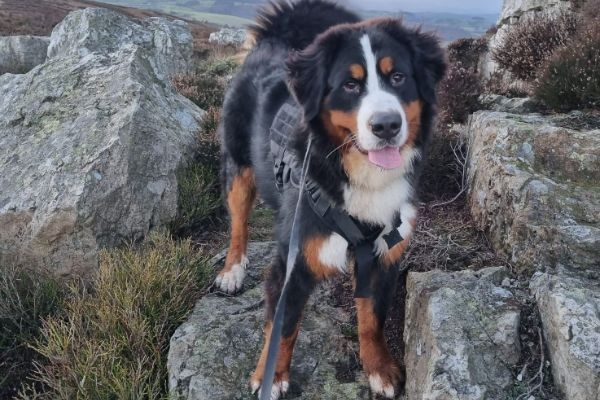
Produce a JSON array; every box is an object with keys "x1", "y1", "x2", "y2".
[
  {"x1": 0, "y1": 0, "x2": 217, "y2": 49},
  {"x1": 91, "y1": 0, "x2": 497, "y2": 40}
]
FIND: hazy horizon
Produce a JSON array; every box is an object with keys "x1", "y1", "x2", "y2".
[{"x1": 346, "y1": 0, "x2": 503, "y2": 15}]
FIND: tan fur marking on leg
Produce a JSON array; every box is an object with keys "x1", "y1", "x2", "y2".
[
  {"x1": 223, "y1": 167, "x2": 256, "y2": 272},
  {"x1": 251, "y1": 322, "x2": 300, "y2": 391},
  {"x1": 356, "y1": 298, "x2": 402, "y2": 395},
  {"x1": 382, "y1": 217, "x2": 416, "y2": 267}
]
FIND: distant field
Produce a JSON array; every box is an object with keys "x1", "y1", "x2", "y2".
[{"x1": 97, "y1": 0, "x2": 497, "y2": 40}]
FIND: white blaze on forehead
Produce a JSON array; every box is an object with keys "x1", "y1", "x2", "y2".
[{"x1": 357, "y1": 34, "x2": 408, "y2": 151}]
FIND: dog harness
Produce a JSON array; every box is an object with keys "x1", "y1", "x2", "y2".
[{"x1": 270, "y1": 100, "x2": 404, "y2": 298}]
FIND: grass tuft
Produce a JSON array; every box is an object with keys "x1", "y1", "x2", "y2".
[
  {"x1": 20, "y1": 232, "x2": 211, "y2": 400},
  {"x1": 0, "y1": 266, "x2": 64, "y2": 398}
]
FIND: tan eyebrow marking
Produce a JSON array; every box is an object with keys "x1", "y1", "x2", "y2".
[
  {"x1": 379, "y1": 56, "x2": 394, "y2": 75},
  {"x1": 349, "y1": 63, "x2": 365, "y2": 80}
]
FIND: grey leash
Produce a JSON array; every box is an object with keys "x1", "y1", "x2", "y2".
[{"x1": 259, "y1": 136, "x2": 312, "y2": 400}]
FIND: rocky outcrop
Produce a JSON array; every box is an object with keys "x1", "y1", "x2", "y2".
[
  {"x1": 530, "y1": 270, "x2": 600, "y2": 400},
  {"x1": 0, "y1": 8, "x2": 203, "y2": 277},
  {"x1": 479, "y1": 0, "x2": 572, "y2": 82},
  {"x1": 404, "y1": 267, "x2": 521, "y2": 399},
  {"x1": 168, "y1": 242, "x2": 370, "y2": 400},
  {"x1": 479, "y1": 94, "x2": 537, "y2": 114},
  {"x1": 208, "y1": 28, "x2": 247, "y2": 48},
  {"x1": 47, "y1": 8, "x2": 193, "y2": 80},
  {"x1": 0, "y1": 36, "x2": 49, "y2": 74},
  {"x1": 498, "y1": 0, "x2": 572, "y2": 26},
  {"x1": 467, "y1": 111, "x2": 600, "y2": 272}
]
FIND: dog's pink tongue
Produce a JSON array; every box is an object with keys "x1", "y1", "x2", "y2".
[{"x1": 367, "y1": 147, "x2": 402, "y2": 169}]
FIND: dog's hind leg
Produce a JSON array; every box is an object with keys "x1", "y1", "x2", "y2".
[
  {"x1": 215, "y1": 165, "x2": 256, "y2": 294},
  {"x1": 356, "y1": 264, "x2": 405, "y2": 399}
]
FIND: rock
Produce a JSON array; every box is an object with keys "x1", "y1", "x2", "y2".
[
  {"x1": 168, "y1": 242, "x2": 370, "y2": 400},
  {"x1": 404, "y1": 267, "x2": 521, "y2": 400},
  {"x1": 0, "y1": 36, "x2": 49, "y2": 75},
  {"x1": 0, "y1": 9, "x2": 203, "y2": 277},
  {"x1": 467, "y1": 111, "x2": 600, "y2": 272},
  {"x1": 48, "y1": 8, "x2": 193, "y2": 79},
  {"x1": 498, "y1": 0, "x2": 572, "y2": 26},
  {"x1": 530, "y1": 270, "x2": 600, "y2": 400},
  {"x1": 479, "y1": 94, "x2": 537, "y2": 114},
  {"x1": 208, "y1": 28, "x2": 247, "y2": 48}
]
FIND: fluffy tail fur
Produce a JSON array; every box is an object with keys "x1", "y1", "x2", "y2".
[{"x1": 248, "y1": 0, "x2": 360, "y2": 50}]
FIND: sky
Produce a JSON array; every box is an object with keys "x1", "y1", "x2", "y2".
[{"x1": 346, "y1": 0, "x2": 503, "y2": 15}]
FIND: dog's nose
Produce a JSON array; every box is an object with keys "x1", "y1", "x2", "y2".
[{"x1": 369, "y1": 112, "x2": 403, "y2": 140}]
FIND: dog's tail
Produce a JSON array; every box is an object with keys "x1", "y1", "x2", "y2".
[{"x1": 247, "y1": 0, "x2": 360, "y2": 50}]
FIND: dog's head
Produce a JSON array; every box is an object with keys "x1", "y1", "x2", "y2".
[{"x1": 286, "y1": 19, "x2": 445, "y2": 187}]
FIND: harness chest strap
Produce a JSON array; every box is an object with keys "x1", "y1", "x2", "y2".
[{"x1": 270, "y1": 101, "x2": 404, "y2": 297}]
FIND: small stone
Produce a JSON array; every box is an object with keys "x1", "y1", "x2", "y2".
[{"x1": 502, "y1": 277, "x2": 511, "y2": 287}]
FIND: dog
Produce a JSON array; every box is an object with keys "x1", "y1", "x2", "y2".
[{"x1": 214, "y1": 0, "x2": 445, "y2": 398}]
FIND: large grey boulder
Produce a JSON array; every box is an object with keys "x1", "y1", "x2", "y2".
[
  {"x1": 0, "y1": 36, "x2": 49, "y2": 75},
  {"x1": 531, "y1": 271, "x2": 600, "y2": 400},
  {"x1": 467, "y1": 111, "x2": 600, "y2": 272},
  {"x1": 404, "y1": 267, "x2": 521, "y2": 400},
  {"x1": 0, "y1": 9, "x2": 203, "y2": 277},
  {"x1": 47, "y1": 8, "x2": 193, "y2": 79},
  {"x1": 168, "y1": 242, "x2": 370, "y2": 400}
]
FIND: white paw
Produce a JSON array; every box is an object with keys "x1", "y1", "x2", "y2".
[
  {"x1": 254, "y1": 380, "x2": 289, "y2": 400},
  {"x1": 369, "y1": 374, "x2": 395, "y2": 398},
  {"x1": 215, "y1": 256, "x2": 248, "y2": 293}
]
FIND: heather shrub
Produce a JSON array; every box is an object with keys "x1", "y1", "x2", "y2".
[
  {"x1": 446, "y1": 37, "x2": 487, "y2": 69},
  {"x1": 493, "y1": 12, "x2": 579, "y2": 81},
  {"x1": 533, "y1": 23, "x2": 600, "y2": 111},
  {"x1": 437, "y1": 62, "x2": 482, "y2": 124},
  {"x1": 21, "y1": 233, "x2": 210, "y2": 399}
]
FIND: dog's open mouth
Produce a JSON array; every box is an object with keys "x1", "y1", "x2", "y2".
[
  {"x1": 367, "y1": 147, "x2": 403, "y2": 169},
  {"x1": 351, "y1": 139, "x2": 403, "y2": 170}
]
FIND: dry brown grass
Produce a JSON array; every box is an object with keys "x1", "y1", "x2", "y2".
[{"x1": 19, "y1": 232, "x2": 211, "y2": 400}]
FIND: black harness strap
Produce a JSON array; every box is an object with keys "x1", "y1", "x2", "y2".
[
  {"x1": 269, "y1": 100, "x2": 404, "y2": 298},
  {"x1": 261, "y1": 101, "x2": 405, "y2": 399}
]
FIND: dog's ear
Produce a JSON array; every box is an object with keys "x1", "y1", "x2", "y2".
[
  {"x1": 286, "y1": 33, "x2": 339, "y2": 121},
  {"x1": 379, "y1": 19, "x2": 446, "y2": 105}
]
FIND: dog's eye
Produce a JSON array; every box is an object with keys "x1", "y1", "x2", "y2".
[
  {"x1": 343, "y1": 80, "x2": 360, "y2": 94},
  {"x1": 390, "y1": 72, "x2": 406, "y2": 87}
]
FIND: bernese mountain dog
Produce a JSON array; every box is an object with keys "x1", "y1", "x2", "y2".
[{"x1": 214, "y1": 0, "x2": 445, "y2": 398}]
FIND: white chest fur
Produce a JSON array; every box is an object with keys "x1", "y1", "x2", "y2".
[{"x1": 343, "y1": 177, "x2": 413, "y2": 227}]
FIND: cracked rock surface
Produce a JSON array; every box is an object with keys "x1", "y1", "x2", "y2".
[
  {"x1": 467, "y1": 111, "x2": 600, "y2": 272},
  {"x1": 531, "y1": 270, "x2": 600, "y2": 400},
  {"x1": 404, "y1": 267, "x2": 522, "y2": 400},
  {"x1": 167, "y1": 242, "x2": 370, "y2": 400},
  {"x1": 0, "y1": 8, "x2": 203, "y2": 276}
]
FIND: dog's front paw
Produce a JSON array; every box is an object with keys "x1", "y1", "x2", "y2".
[
  {"x1": 214, "y1": 255, "x2": 248, "y2": 294},
  {"x1": 250, "y1": 372, "x2": 289, "y2": 400},
  {"x1": 365, "y1": 361, "x2": 404, "y2": 399}
]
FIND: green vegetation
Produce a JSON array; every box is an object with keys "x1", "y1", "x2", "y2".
[
  {"x1": 171, "y1": 57, "x2": 239, "y2": 234},
  {"x1": 0, "y1": 267, "x2": 64, "y2": 398},
  {"x1": 20, "y1": 232, "x2": 211, "y2": 399}
]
